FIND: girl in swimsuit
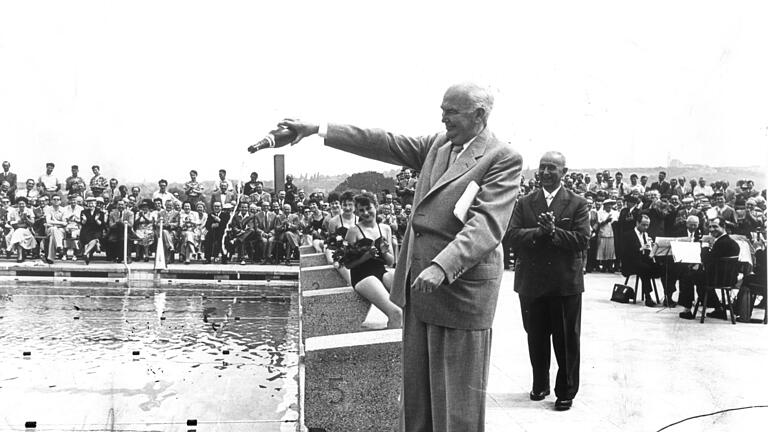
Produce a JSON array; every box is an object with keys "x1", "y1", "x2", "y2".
[{"x1": 343, "y1": 192, "x2": 402, "y2": 328}]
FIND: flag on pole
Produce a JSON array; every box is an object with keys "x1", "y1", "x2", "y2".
[{"x1": 155, "y1": 218, "x2": 167, "y2": 269}]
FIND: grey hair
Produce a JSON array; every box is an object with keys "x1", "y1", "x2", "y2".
[{"x1": 447, "y1": 82, "x2": 494, "y2": 125}]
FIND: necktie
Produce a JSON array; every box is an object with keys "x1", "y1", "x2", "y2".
[
  {"x1": 448, "y1": 143, "x2": 464, "y2": 169},
  {"x1": 642, "y1": 233, "x2": 649, "y2": 255}
]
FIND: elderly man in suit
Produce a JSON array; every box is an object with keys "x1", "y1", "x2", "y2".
[
  {"x1": 278, "y1": 82, "x2": 521, "y2": 432},
  {"x1": 508, "y1": 151, "x2": 590, "y2": 411}
]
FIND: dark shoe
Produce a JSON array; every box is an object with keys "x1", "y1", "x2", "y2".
[
  {"x1": 554, "y1": 399, "x2": 573, "y2": 411},
  {"x1": 679, "y1": 310, "x2": 694, "y2": 320},
  {"x1": 529, "y1": 388, "x2": 550, "y2": 401},
  {"x1": 645, "y1": 298, "x2": 656, "y2": 307},
  {"x1": 706, "y1": 309, "x2": 728, "y2": 320},
  {"x1": 662, "y1": 297, "x2": 677, "y2": 308}
]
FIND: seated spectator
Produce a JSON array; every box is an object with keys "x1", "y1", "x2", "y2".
[
  {"x1": 0, "y1": 197, "x2": 11, "y2": 255},
  {"x1": 677, "y1": 217, "x2": 741, "y2": 320},
  {"x1": 194, "y1": 202, "x2": 208, "y2": 261},
  {"x1": 305, "y1": 200, "x2": 327, "y2": 252},
  {"x1": 0, "y1": 181, "x2": 15, "y2": 204},
  {"x1": 210, "y1": 181, "x2": 236, "y2": 209},
  {"x1": 62, "y1": 195, "x2": 84, "y2": 259},
  {"x1": 89, "y1": 165, "x2": 108, "y2": 198},
  {"x1": 694, "y1": 177, "x2": 714, "y2": 198},
  {"x1": 177, "y1": 201, "x2": 201, "y2": 264},
  {"x1": 739, "y1": 198, "x2": 765, "y2": 236},
  {"x1": 21, "y1": 179, "x2": 40, "y2": 202},
  {"x1": 708, "y1": 192, "x2": 737, "y2": 230},
  {"x1": 133, "y1": 199, "x2": 157, "y2": 262},
  {"x1": 342, "y1": 192, "x2": 401, "y2": 328},
  {"x1": 43, "y1": 195, "x2": 68, "y2": 263},
  {"x1": 80, "y1": 196, "x2": 106, "y2": 264},
  {"x1": 8, "y1": 197, "x2": 37, "y2": 262},
  {"x1": 247, "y1": 181, "x2": 270, "y2": 205},
  {"x1": 204, "y1": 201, "x2": 230, "y2": 264},
  {"x1": 104, "y1": 178, "x2": 120, "y2": 202},
  {"x1": 106, "y1": 199, "x2": 133, "y2": 262},
  {"x1": 227, "y1": 202, "x2": 256, "y2": 264},
  {"x1": 159, "y1": 199, "x2": 180, "y2": 262},
  {"x1": 279, "y1": 203, "x2": 301, "y2": 264},
  {"x1": 254, "y1": 201, "x2": 277, "y2": 264}
]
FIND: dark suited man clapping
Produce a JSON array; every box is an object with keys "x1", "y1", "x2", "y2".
[{"x1": 508, "y1": 151, "x2": 590, "y2": 411}]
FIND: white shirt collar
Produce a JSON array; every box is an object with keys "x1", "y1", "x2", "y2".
[
  {"x1": 447, "y1": 135, "x2": 477, "y2": 160},
  {"x1": 543, "y1": 185, "x2": 562, "y2": 201}
]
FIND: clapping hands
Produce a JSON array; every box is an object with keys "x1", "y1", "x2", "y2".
[{"x1": 537, "y1": 211, "x2": 555, "y2": 234}]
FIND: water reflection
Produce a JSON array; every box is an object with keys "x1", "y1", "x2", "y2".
[{"x1": 0, "y1": 285, "x2": 298, "y2": 431}]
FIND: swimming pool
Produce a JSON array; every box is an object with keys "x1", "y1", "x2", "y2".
[{"x1": 0, "y1": 285, "x2": 299, "y2": 432}]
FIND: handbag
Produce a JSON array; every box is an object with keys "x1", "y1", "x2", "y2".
[{"x1": 611, "y1": 283, "x2": 636, "y2": 304}]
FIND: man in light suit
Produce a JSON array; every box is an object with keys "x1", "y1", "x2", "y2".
[
  {"x1": 508, "y1": 151, "x2": 590, "y2": 411},
  {"x1": 279, "y1": 82, "x2": 522, "y2": 432}
]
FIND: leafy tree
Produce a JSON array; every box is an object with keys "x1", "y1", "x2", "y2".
[{"x1": 333, "y1": 171, "x2": 395, "y2": 195}]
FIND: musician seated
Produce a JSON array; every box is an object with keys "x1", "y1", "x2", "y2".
[
  {"x1": 678, "y1": 216, "x2": 741, "y2": 320},
  {"x1": 619, "y1": 213, "x2": 665, "y2": 307}
]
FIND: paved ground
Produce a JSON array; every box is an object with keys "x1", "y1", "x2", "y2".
[{"x1": 482, "y1": 271, "x2": 768, "y2": 432}]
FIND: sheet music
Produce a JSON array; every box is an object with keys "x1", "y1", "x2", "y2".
[{"x1": 670, "y1": 241, "x2": 702, "y2": 264}]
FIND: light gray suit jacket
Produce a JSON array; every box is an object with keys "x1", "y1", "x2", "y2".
[{"x1": 325, "y1": 124, "x2": 522, "y2": 329}]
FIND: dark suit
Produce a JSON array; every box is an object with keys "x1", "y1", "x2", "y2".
[
  {"x1": 509, "y1": 187, "x2": 590, "y2": 400},
  {"x1": 325, "y1": 123, "x2": 521, "y2": 432},
  {"x1": 0, "y1": 171, "x2": 17, "y2": 195},
  {"x1": 204, "y1": 211, "x2": 230, "y2": 260},
  {"x1": 620, "y1": 229, "x2": 666, "y2": 295},
  {"x1": 650, "y1": 180, "x2": 670, "y2": 197},
  {"x1": 678, "y1": 234, "x2": 741, "y2": 308}
]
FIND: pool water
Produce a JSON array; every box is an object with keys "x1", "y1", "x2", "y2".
[{"x1": 0, "y1": 285, "x2": 299, "y2": 432}]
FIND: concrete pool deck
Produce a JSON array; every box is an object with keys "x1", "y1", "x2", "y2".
[{"x1": 361, "y1": 270, "x2": 768, "y2": 432}]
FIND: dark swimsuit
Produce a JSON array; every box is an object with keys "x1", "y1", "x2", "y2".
[{"x1": 350, "y1": 223, "x2": 387, "y2": 287}]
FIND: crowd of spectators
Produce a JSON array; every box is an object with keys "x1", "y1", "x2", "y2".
[
  {"x1": 512, "y1": 168, "x2": 766, "y2": 320},
  {"x1": 0, "y1": 161, "x2": 422, "y2": 267}
]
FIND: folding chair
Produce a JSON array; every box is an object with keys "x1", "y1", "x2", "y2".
[{"x1": 693, "y1": 256, "x2": 741, "y2": 324}]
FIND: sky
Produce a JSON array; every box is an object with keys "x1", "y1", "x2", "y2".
[{"x1": 1, "y1": 1, "x2": 766, "y2": 185}]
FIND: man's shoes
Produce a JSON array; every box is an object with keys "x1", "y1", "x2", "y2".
[
  {"x1": 662, "y1": 297, "x2": 677, "y2": 308},
  {"x1": 529, "y1": 389, "x2": 550, "y2": 401},
  {"x1": 554, "y1": 398, "x2": 573, "y2": 411},
  {"x1": 645, "y1": 298, "x2": 656, "y2": 307},
  {"x1": 678, "y1": 310, "x2": 694, "y2": 320},
  {"x1": 706, "y1": 309, "x2": 728, "y2": 320}
]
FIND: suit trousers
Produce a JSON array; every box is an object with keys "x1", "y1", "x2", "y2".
[
  {"x1": 402, "y1": 285, "x2": 492, "y2": 432},
  {"x1": 519, "y1": 294, "x2": 581, "y2": 400}
]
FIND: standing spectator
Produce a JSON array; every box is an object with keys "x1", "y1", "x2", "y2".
[
  {"x1": 89, "y1": 165, "x2": 108, "y2": 198},
  {"x1": 284, "y1": 175, "x2": 298, "y2": 210},
  {"x1": 395, "y1": 168, "x2": 416, "y2": 206},
  {"x1": 215, "y1": 169, "x2": 236, "y2": 193},
  {"x1": 669, "y1": 178, "x2": 684, "y2": 199},
  {"x1": 21, "y1": 179, "x2": 40, "y2": 202},
  {"x1": 242, "y1": 172, "x2": 262, "y2": 197},
  {"x1": 152, "y1": 179, "x2": 179, "y2": 206},
  {"x1": 38, "y1": 162, "x2": 61, "y2": 198},
  {"x1": 65, "y1": 165, "x2": 87, "y2": 198},
  {"x1": 129, "y1": 186, "x2": 142, "y2": 202},
  {"x1": 596, "y1": 199, "x2": 619, "y2": 272},
  {"x1": 649, "y1": 170, "x2": 670, "y2": 196},
  {"x1": 627, "y1": 173, "x2": 644, "y2": 195},
  {"x1": 184, "y1": 170, "x2": 205, "y2": 205},
  {"x1": 508, "y1": 151, "x2": 589, "y2": 411},
  {"x1": 0, "y1": 161, "x2": 17, "y2": 196},
  {"x1": 614, "y1": 171, "x2": 627, "y2": 198},
  {"x1": 105, "y1": 178, "x2": 120, "y2": 202},
  {"x1": 694, "y1": 177, "x2": 714, "y2": 198},
  {"x1": 710, "y1": 192, "x2": 737, "y2": 228},
  {"x1": 274, "y1": 190, "x2": 288, "y2": 209}
]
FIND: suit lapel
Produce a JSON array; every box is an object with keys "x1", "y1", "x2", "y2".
[
  {"x1": 423, "y1": 129, "x2": 490, "y2": 203},
  {"x1": 429, "y1": 139, "x2": 452, "y2": 188},
  {"x1": 549, "y1": 188, "x2": 569, "y2": 220},
  {"x1": 532, "y1": 189, "x2": 548, "y2": 217}
]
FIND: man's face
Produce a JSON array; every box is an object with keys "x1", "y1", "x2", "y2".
[
  {"x1": 51, "y1": 196, "x2": 61, "y2": 207},
  {"x1": 182, "y1": 202, "x2": 191, "y2": 212},
  {"x1": 699, "y1": 178, "x2": 706, "y2": 187},
  {"x1": 394, "y1": 203, "x2": 402, "y2": 213},
  {"x1": 131, "y1": 187, "x2": 140, "y2": 196},
  {"x1": 159, "y1": 182, "x2": 167, "y2": 192},
  {"x1": 670, "y1": 196, "x2": 680, "y2": 206},
  {"x1": 404, "y1": 205, "x2": 412, "y2": 215},
  {"x1": 640, "y1": 176, "x2": 648, "y2": 185},
  {"x1": 715, "y1": 195, "x2": 725, "y2": 207},
  {"x1": 278, "y1": 191, "x2": 286, "y2": 200},
  {"x1": 329, "y1": 200, "x2": 340, "y2": 213},
  {"x1": 261, "y1": 203, "x2": 269, "y2": 213},
  {"x1": 18, "y1": 200, "x2": 26, "y2": 210},
  {"x1": 128, "y1": 196, "x2": 136, "y2": 206},
  {"x1": 341, "y1": 200, "x2": 354, "y2": 214},
  {"x1": 586, "y1": 199, "x2": 594, "y2": 209},
  {"x1": 709, "y1": 219, "x2": 725, "y2": 237},
  {"x1": 219, "y1": 182, "x2": 228, "y2": 192},
  {"x1": 286, "y1": 175, "x2": 293, "y2": 183},
  {"x1": 190, "y1": 171, "x2": 197, "y2": 180},
  {"x1": 255, "y1": 183, "x2": 263, "y2": 193},
  {"x1": 636, "y1": 216, "x2": 650, "y2": 233},
  {"x1": 2, "y1": 162, "x2": 9, "y2": 172},
  {"x1": 0, "y1": 182, "x2": 8, "y2": 192},
  {"x1": 309, "y1": 202, "x2": 318, "y2": 212},
  {"x1": 250, "y1": 173, "x2": 258, "y2": 182},
  {"x1": 283, "y1": 204, "x2": 292, "y2": 214},
  {"x1": 686, "y1": 219, "x2": 699, "y2": 232},
  {"x1": 538, "y1": 154, "x2": 566, "y2": 190},
  {"x1": 46, "y1": 165, "x2": 53, "y2": 174},
  {"x1": 87, "y1": 200, "x2": 96, "y2": 209},
  {"x1": 271, "y1": 202, "x2": 280, "y2": 212},
  {"x1": 109, "y1": 179, "x2": 118, "y2": 188},
  {"x1": 596, "y1": 173, "x2": 603, "y2": 182},
  {"x1": 213, "y1": 202, "x2": 222, "y2": 213},
  {"x1": 219, "y1": 171, "x2": 226, "y2": 180},
  {"x1": 630, "y1": 176, "x2": 637, "y2": 185},
  {"x1": 670, "y1": 178, "x2": 678, "y2": 186},
  {"x1": 615, "y1": 173, "x2": 623, "y2": 182},
  {"x1": 441, "y1": 88, "x2": 482, "y2": 146},
  {"x1": 658, "y1": 172, "x2": 666, "y2": 181},
  {"x1": 71, "y1": 167, "x2": 78, "y2": 176},
  {"x1": 117, "y1": 201, "x2": 125, "y2": 211},
  {"x1": 166, "y1": 201, "x2": 174, "y2": 211},
  {"x1": 92, "y1": 167, "x2": 100, "y2": 175}
]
